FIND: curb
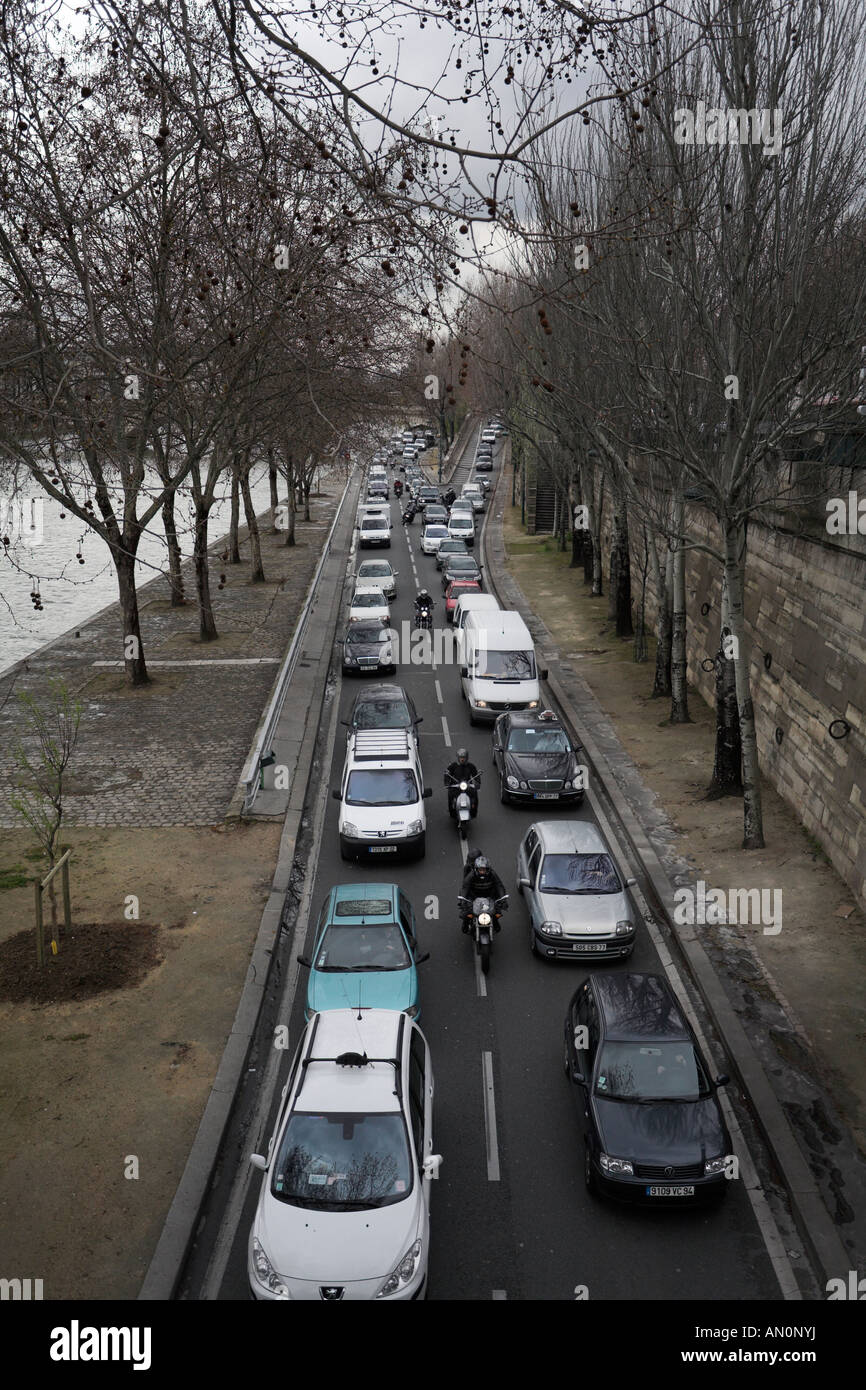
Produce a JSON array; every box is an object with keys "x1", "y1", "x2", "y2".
[
  {"x1": 138, "y1": 468, "x2": 363, "y2": 1300},
  {"x1": 480, "y1": 440, "x2": 850, "y2": 1293}
]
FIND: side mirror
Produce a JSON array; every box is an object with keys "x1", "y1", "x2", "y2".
[
  {"x1": 415, "y1": 716, "x2": 423, "y2": 725},
  {"x1": 414, "y1": 951, "x2": 431, "y2": 965},
  {"x1": 460, "y1": 666, "x2": 468, "y2": 678},
  {"x1": 296, "y1": 954, "x2": 311, "y2": 968},
  {"x1": 341, "y1": 719, "x2": 350, "y2": 728},
  {"x1": 422, "y1": 1154, "x2": 443, "y2": 1180},
  {"x1": 540, "y1": 668, "x2": 549, "y2": 681},
  {"x1": 571, "y1": 1068, "x2": 586, "y2": 1086},
  {"x1": 518, "y1": 877, "x2": 531, "y2": 889},
  {"x1": 423, "y1": 787, "x2": 433, "y2": 799},
  {"x1": 626, "y1": 876, "x2": 637, "y2": 887},
  {"x1": 332, "y1": 789, "x2": 341, "y2": 801},
  {"x1": 715, "y1": 1074, "x2": 730, "y2": 1087},
  {"x1": 249, "y1": 1153, "x2": 267, "y2": 1171}
]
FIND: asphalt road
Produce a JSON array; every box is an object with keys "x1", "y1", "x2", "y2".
[{"x1": 181, "y1": 431, "x2": 788, "y2": 1302}]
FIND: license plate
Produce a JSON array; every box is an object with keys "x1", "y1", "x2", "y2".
[
  {"x1": 572, "y1": 942, "x2": 603, "y2": 952},
  {"x1": 534, "y1": 792, "x2": 558, "y2": 799},
  {"x1": 646, "y1": 1185, "x2": 694, "y2": 1197},
  {"x1": 369, "y1": 845, "x2": 398, "y2": 853}
]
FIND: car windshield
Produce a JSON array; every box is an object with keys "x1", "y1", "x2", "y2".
[
  {"x1": 594, "y1": 1042, "x2": 708, "y2": 1102},
  {"x1": 360, "y1": 565, "x2": 390, "y2": 577},
  {"x1": 425, "y1": 526, "x2": 448, "y2": 537},
  {"x1": 315, "y1": 923, "x2": 411, "y2": 972},
  {"x1": 361, "y1": 520, "x2": 385, "y2": 531},
  {"x1": 353, "y1": 592, "x2": 385, "y2": 607},
  {"x1": 475, "y1": 649, "x2": 535, "y2": 680},
  {"x1": 346, "y1": 625, "x2": 389, "y2": 645},
  {"x1": 353, "y1": 698, "x2": 411, "y2": 729},
  {"x1": 346, "y1": 769, "x2": 419, "y2": 806},
  {"x1": 539, "y1": 852, "x2": 621, "y2": 894},
  {"x1": 507, "y1": 728, "x2": 570, "y2": 753},
  {"x1": 272, "y1": 1112, "x2": 412, "y2": 1209}
]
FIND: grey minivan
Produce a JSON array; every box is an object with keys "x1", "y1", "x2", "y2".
[{"x1": 516, "y1": 821, "x2": 637, "y2": 960}]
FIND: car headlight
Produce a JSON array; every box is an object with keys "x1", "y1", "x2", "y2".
[
  {"x1": 506, "y1": 775, "x2": 520, "y2": 789},
  {"x1": 406, "y1": 819, "x2": 423, "y2": 835},
  {"x1": 704, "y1": 1155, "x2": 727, "y2": 1176},
  {"x1": 527, "y1": 700, "x2": 539, "y2": 709},
  {"x1": 599, "y1": 1154, "x2": 634, "y2": 1176},
  {"x1": 615, "y1": 920, "x2": 634, "y2": 936},
  {"x1": 377, "y1": 1239, "x2": 423, "y2": 1298},
  {"x1": 475, "y1": 700, "x2": 488, "y2": 709},
  {"x1": 540, "y1": 920, "x2": 562, "y2": 936},
  {"x1": 342, "y1": 821, "x2": 360, "y2": 838},
  {"x1": 345, "y1": 653, "x2": 358, "y2": 664},
  {"x1": 251, "y1": 1237, "x2": 288, "y2": 1297}
]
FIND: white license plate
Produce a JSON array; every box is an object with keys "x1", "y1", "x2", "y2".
[
  {"x1": 534, "y1": 792, "x2": 558, "y2": 799},
  {"x1": 646, "y1": 1185, "x2": 694, "y2": 1197},
  {"x1": 572, "y1": 943, "x2": 603, "y2": 952},
  {"x1": 368, "y1": 845, "x2": 398, "y2": 853}
]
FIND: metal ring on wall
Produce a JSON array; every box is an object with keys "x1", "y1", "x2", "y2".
[
  {"x1": 701, "y1": 657, "x2": 715, "y2": 672},
  {"x1": 764, "y1": 652, "x2": 772, "y2": 671},
  {"x1": 829, "y1": 719, "x2": 851, "y2": 740},
  {"x1": 774, "y1": 727, "x2": 784, "y2": 745},
  {"x1": 700, "y1": 602, "x2": 711, "y2": 616}
]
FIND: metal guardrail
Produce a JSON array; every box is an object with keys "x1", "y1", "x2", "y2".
[{"x1": 238, "y1": 468, "x2": 356, "y2": 814}]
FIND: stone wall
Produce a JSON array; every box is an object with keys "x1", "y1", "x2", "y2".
[{"x1": 598, "y1": 504, "x2": 866, "y2": 906}]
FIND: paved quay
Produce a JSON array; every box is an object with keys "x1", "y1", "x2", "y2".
[{"x1": 0, "y1": 487, "x2": 341, "y2": 827}]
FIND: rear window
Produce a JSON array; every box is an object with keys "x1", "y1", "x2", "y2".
[
  {"x1": 334, "y1": 898, "x2": 392, "y2": 916},
  {"x1": 353, "y1": 699, "x2": 412, "y2": 729}
]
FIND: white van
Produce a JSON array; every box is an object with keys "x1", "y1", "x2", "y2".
[
  {"x1": 448, "y1": 513, "x2": 475, "y2": 548},
  {"x1": 460, "y1": 611, "x2": 548, "y2": 724},
  {"x1": 454, "y1": 592, "x2": 500, "y2": 633},
  {"x1": 333, "y1": 728, "x2": 432, "y2": 861}
]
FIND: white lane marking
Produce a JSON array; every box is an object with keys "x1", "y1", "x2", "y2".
[
  {"x1": 199, "y1": 665, "x2": 344, "y2": 1301},
  {"x1": 586, "y1": 788, "x2": 801, "y2": 1301},
  {"x1": 492, "y1": 1289, "x2": 507, "y2": 1300},
  {"x1": 482, "y1": 1051, "x2": 500, "y2": 1181},
  {"x1": 441, "y1": 715, "x2": 451, "y2": 747},
  {"x1": 474, "y1": 946, "x2": 487, "y2": 998},
  {"x1": 435, "y1": 680, "x2": 443, "y2": 703}
]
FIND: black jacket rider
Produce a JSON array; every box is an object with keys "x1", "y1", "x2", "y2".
[{"x1": 461, "y1": 856, "x2": 506, "y2": 907}]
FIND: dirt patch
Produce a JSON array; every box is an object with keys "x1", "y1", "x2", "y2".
[
  {"x1": 0, "y1": 921, "x2": 162, "y2": 1004},
  {"x1": 74, "y1": 669, "x2": 189, "y2": 698}
]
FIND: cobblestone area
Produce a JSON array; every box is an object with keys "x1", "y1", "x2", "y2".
[{"x1": 0, "y1": 489, "x2": 340, "y2": 826}]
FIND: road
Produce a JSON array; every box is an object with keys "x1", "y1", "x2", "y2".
[{"x1": 179, "y1": 427, "x2": 801, "y2": 1302}]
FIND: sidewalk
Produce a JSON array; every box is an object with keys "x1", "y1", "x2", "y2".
[{"x1": 483, "y1": 458, "x2": 866, "y2": 1282}]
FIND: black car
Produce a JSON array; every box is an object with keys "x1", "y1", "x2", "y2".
[
  {"x1": 435, "y1": 538, "x2": 469, "y2": 570},
  {"x1": 492, "y1": 709, "x2": 586, "y2": 805},
  {"x1": 418, "y1": 487, "x2": 441, "y2": 509},
  {"x1": 475, "y1": 457, "x2": 493, "y2": 473},
  {"x1": 341, "y1": 622, "x2": 395, "y2": 676},
  {"x1": 344, "y1": 684, "x2": 422, "y2": 740},
  {"x1": 441, "y1": 556, "x2": 482, "y2": 591},
  {"x1": 424, "y1": 504, "x2": 448, "y2": 525},
  {"x1": 564, "y1": 973, "x2": 732, "y2": 1205}
]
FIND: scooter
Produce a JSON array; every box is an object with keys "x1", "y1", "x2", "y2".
[
  {"x1": 457, "y1": 893, "x2": 509, "y2": 974},
  {"x1": 444, "y1": 769, "x2": 481, "y2": 839}
]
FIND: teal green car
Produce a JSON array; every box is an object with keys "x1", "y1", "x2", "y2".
[{"x1": 297, "y1": 883, "x2": 428, "y2": 1019}]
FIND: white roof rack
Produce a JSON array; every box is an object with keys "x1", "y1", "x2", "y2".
[{"x1": 352, "y1": 729, "x2": 412, "y2": 761}]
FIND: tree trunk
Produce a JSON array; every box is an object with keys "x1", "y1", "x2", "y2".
[
  {"x1": 242, "y1": 470, "x2": 266, "y2": 582},
  {"x1": 229, "y1": 472, "x2": 241, "y2": 564},
  {"x1": 614, "y1": 504, "x2": 633, "y2": 638},
  {"x1": 269, "y1": 457, "x2": 279, "y2": 531},
  {"x1": 706, "y1": 577, "x2": 743, "y2": 799},
  {"x1": 633, "y1": 525, "x2": 648, "y2": 662},
  {"x1": 303, "y1": 482, "x2": 311, "y2": 522},
  {"x1": 115, "y1": 547, "x2": 150, "y2": 685},
  {"x1": 570, "y1": 521, "x2": 584, "y2": 568},
  {"x1": 669, "y1": 499, "x2": 690, "y2": 722},
  {"x1": 724, "y1": 519, "x2": 764, "y2": 847},
  {"x1": 193, "y1": 503, "x2": 219, "y2": 640},
  {"x1": 650, "y1": 540, "x2": 673, "y2": 698},
  {"x1": 161, "y1": 495, "x2": 185, "y2": 606}
]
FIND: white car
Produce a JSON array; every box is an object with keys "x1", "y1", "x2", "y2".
[
  {"x1": 420, "y1": 523, "x2": 449, "y2": 555},
  {"x1": 248, "y1": 1008, "x2": 442, "y2": 1301},
  {"x1": 461, "y1": 484, "x2": 485, "y2": 513},
  {"x1": 335, "y1": 727, "x2": 432, "y2": 861},
  {"x1": 356, "y1": 559, "x2": 397, "y2": 600},
  {"x1": 359, "y1": 513, "x2": 391, "y2": 549},
  {"x1": 349, "y1": 586, "x2": 390, "y2": 623},
  {"x1": 447, "y1": 513, "x2": 475, "y2": 547}
]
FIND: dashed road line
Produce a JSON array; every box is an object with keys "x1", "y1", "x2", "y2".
[
  {"x1": 441, "y1": 715, "x2": 451, "y2": 747},
  {"x1": 482, "y1": 1051, "x2": 500, "y2": 1181}
]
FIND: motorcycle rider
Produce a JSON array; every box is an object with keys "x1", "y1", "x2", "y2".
[
  {"x1": 445, "y1": 747, "x2": 480, "y2": 817},
  {"x1": 460, "y1": 852, "x2": 507, "y2": 932},
  {"x1": 414, "y1": 588, "x2": 434, "y2": 625}
]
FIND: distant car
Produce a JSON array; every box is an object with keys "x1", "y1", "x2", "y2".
[
  {"x1": 356, "y1": 559, "x2": 397, "y2": 600},
  {"x1": 420, "y1": 523, "x2": 449, "y2": 555},
  {"x1": 359, "y1": 514, "x2": 391, "y2": 549},
  {"x1": 445, "y1": 579, "x2": 482, "y2": 621},
  {"x1": 460, "y1": 485, "x2": 485, "y2": 513},
  {"x1": 492, "y1": 709, "x2": 585, "y2": 806},
  {"x1": 424, "y1": 504, "x2": 448, "y2": 525},
  {"x1": 435, "y1": 539, "x2": 469, "y2": 570},
  {"x1": 298, "y1": 882, "x2": 427, "y2": 1018},
  {"x1": 475, "y1": 457, "x2": 493, "y2": 473},
  {"x1": 516, "y1": 821, "x2": 636, "y2": 960},
  {"x1": 348, "y1": 586, "x2": 390, "y2": 624},
  {"x1": 447, "y1": 514, "x2": 475, "y2": 548},
  {"x1": 441, "y1": 555, "x2": 482, "y2": 591},
  {"x1": 341, "y1": 621, "x2": 395, "y2": 676},
  {"x1": 564, "y1": 972, "x2": 731, "y2": 1205},
  {"x1": 247, "y1": 1007, "x2": 442, "y2": 1300},
  {"x1": 345, "y1": 685, "x2": 421, "y2": 743}
]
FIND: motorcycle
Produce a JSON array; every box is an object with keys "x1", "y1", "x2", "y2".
[
  {"x1": 457, "y1": 893, "x2": 509, "y2": 974},
  {"x1": 402, "y1": 502, "x2": 418, "y2": 524},
  {"x1": 415, "y1": 602, "x2": 433, "y2": 631},
  {"x1": 393, "y1": 479, "x2": 403, "y2": 498},
  {"x1": 444, "y1": 769, "x2": 481, "y2": 839}
]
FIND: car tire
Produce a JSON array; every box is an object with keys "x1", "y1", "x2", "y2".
[
  {"x1": 415, "y1": 834, "x2": 426, "y2": 860},
  {"x1": 563, "y1": 1033, "x2": 571, "y2": 1077},
  {"x1": 499, "y1": 779, "x2": 510, "y2": 805},
  {"x1": 340, "y1": 844, "x2": 350, "y2": 862},
  {"x1": 584, "y1": 1146, "x2": 598, "y2": 1196},
  {"x1": 529, "y1": 923, "x2": 539, "y2": 956},
  {"x1": 468, "y1": 711, "x2": 477, "y2": 727}
]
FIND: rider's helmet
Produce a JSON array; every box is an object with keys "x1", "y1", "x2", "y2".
[
  {"x1": 456, "y1": 748, "x2": 469, "y2": 765},
  {"x1": 474, "y1": 856, "x2": 492, "y2": 884},
  {"x1": 418, "y1": 589, "x2": 431, "y2": 604}
]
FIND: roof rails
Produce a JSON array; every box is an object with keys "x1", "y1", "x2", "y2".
[{"x1": 352, "y1": 729, "x2": 412, "y2": 761}]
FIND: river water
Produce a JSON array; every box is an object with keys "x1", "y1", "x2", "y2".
[{"x1": 0, "y1": 461, "x2": 280, "y2": 677}]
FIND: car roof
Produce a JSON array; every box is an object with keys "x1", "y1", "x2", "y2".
[
  {"x1": 590, "y1": 973, "x2": 691, "y2": 1043},
  {"x1": 502, "y1": 710, "x2": 568, "y2": 731},
  {"x1": 330, "y1": 882, "x2": 398, "y2": 917},
  {"x1": 531, "y1": 820, "x2": 608, "y2": 854},
  {"x1": 352, "y1": 683, "x2": 410, "y2": 704},
  {"x1": 298, "y1": 1010, "x2": 406, "y2": 1112}
]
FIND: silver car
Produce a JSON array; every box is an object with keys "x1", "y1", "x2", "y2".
[{"x1": 516, "y1": 822, "x2": 637, "y2": 961}]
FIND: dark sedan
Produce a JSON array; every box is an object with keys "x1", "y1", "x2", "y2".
[
  {"x1": 441, "y1": 556, "x2": 482, "y2": 592},
  {"x1": 492, "y1": 709, "x2": 586, "y2": 805},
  {"x1": 341, "y1": 622, "x2": 395, "y2": 676},
  {"x1": 344, "y1": 684, "x2": 421, "y2": 740},
  {"x1": 435, "y1": 538, "x2": 469, "y2": 570},
  {"x1": 564, "y1": 972, "x2": 732, "y2": 1205}
]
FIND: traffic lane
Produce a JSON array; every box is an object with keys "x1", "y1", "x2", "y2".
[{"x1": 418, "y1": 540, "x2": 780, "y2": 1300}]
